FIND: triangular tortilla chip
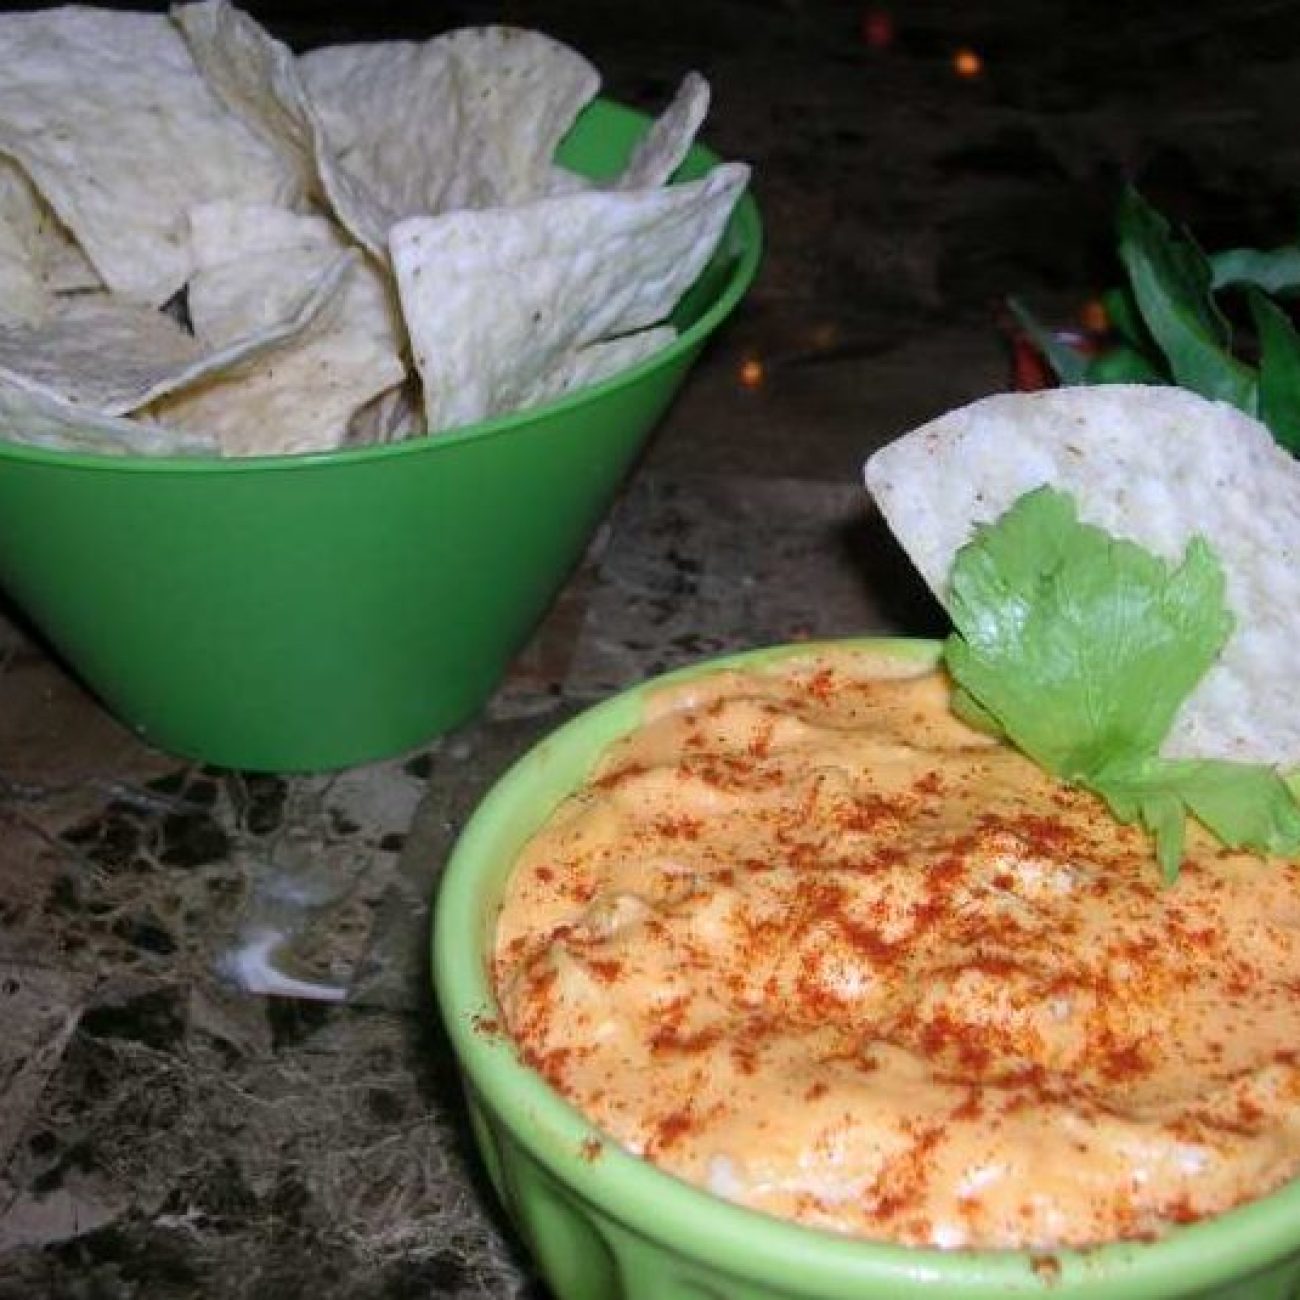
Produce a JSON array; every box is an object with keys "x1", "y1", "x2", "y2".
[
  {"x1": 149, "y1": 208, "x2": 404, "y2": 455},
  {"x1": 0, "y1": 297, "x2": 204, "y2": 408},
  {"x1": 0, "y1": 7, "x2": 299, "y2": 305},
  {"x1": 544, "y1": 73, "x2": 709, "y2": 197},
  {"x1": 864, "y1": 384, "x2": 1300, "y2": 768},
  {"x1": 298, "y1": 39, "x2": 461, "y2": 218},
  {"x1": 178, "y1": 3, "x2": 603, "y2": 258},
  {"x1": 174, "y1": 0, "x2": 397, "y2": 258},
  {"x1": 389, "y1": 161, "x2": 748, "y2": 433},
  {"x1": 0, "y1": 380, "x2": 214, "y2": 457},
  {"x1": 613, "y1": 73, "x2": 710, "y2": 190},
  {"x1": 169, "y1": 0, "x2": 319, "y2": 204},
  {"x1": 186, "y1": 201, "x2": 340, "y2": 265},
  {"x1": 518, "y1": 326, "x2": 676, "y2": 411},
  {"x1": 0, "y1": 248, "x2": 358, "y2": 417},
  {"x1": 0, "y1": 157, "x2": 102, "y2": 323},
  {"x1": 301, "y1": 28, "x2": 599, "y2": 219},
  {"x1": 418, "y1": 27, "x2": 599, "y2": 212}
]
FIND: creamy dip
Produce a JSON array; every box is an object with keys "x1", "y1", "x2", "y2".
[{"x1": 492, "y1": 648, "x2": 1300, "y2": 1250}]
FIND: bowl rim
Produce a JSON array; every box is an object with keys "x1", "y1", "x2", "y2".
[
  {"x1": 433, "y1": 636, "x2": 1300, "y2": 1299},
  {"x1": 0, "y1": 94, "x2": 763, "y2": 477}
]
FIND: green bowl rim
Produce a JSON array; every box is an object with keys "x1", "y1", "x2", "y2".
[
  {"x1": 0, "y1": 95, "x2": 762, "y2": 477},
  {"x1": 433, "y1": 636, "x2": 1300, "y2": 1299}
]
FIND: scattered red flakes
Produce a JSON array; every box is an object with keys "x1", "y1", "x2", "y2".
[
  {"x1": 1030, "y1": 1256, "x2": 1062, "y2": 1283},
  {"x1": 649, "y1": 1107, "x2": 696, "y2": 1152}
]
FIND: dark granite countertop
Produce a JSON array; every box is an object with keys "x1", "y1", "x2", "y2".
[{"x1": 4, "y1": 2, "x2": 1300, "y2": 1295}]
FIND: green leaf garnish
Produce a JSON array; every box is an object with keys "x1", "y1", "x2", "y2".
[
  {"x1": 945, "y1": 487, "x2": 1230, "y2": 777},
  {"x1": 943, "y1": 486, "x2": 1300, "y2": 878},
  {"x1": 1116, "y1": 187, "x2": 1259, "y2": 413},
  {"x1": 1083, "y1": 341, "x2": 1164, "y2": 385},
  {"x1": 1091, "y1": 756, "x2": 1300, "y2": 883},
  {"x1": 1008, "y1": 296, "x2": 1164, "y2": 389},
  {"x1": 1007, "y1": 297, "x2": 1090, "y2": 385},
  {"x1": 1250, "y1": 289, "x2": 1300, "y2": 454},
  {"x1": 1099, "y1": 285, "x2": 1153, "y2": 352},
  {"x1": 1211, "y1": 245, "x2": 1300, "y2": 296}
]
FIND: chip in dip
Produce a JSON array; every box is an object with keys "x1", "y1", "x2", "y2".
[
  {"x1": 0, "y1": 2, "x2": 749, "y2": 456},
  {"x1": 864, "y1": 384, "x2": 1300, "y2": 770},
  {"x1": 492, "y1": 386, "x2": 1300, "y2": 1251}
]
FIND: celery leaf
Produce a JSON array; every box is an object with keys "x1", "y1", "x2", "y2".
[{"x1": 943, "y1": 486, "x2": 1300, "y2": 877}]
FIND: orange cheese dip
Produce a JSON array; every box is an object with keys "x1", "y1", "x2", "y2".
[{"x1": 492, "y1": 649, "x2": 1300, "y2": 1250}]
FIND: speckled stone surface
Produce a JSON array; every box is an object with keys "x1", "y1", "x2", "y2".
[{"x1": 4, "y1": 1, "x2": 1300, "y2": 1295}]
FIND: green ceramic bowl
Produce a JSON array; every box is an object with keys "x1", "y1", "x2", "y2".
[
  {"x1": 0, "y1": 99, "x2": 760, "y2": 773},
  {"x1": 434, "y1": 639, "x2": 1300, "y2": 1300}
]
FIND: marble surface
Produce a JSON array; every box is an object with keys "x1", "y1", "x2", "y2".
[{"x1": 4, "y1": 1, "x2": 1300, "y2": 1295}]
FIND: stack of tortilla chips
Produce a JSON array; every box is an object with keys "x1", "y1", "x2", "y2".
[{"x1": 0, "y1": 2, "x2": 748, "y2": 457}]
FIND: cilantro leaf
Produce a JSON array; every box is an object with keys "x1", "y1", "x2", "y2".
[{"x1": 943, "y1": 486, "x2": 1300, "y2": 877}]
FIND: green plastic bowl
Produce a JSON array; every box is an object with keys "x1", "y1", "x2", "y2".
[
  {"x1": 0, "y1": 99, "x2": 761, "y2": 772},
  {"x1": 434, "y1": 639, "x2": 1300, "y2": 1300}
]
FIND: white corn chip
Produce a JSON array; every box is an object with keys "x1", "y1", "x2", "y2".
[
  {"x1": 152, "y1": 210, "x2": 404, "y2": 455},
  {"x1": 0, "y1": 7, "x2": 298, "y2": 305},
  {"x1": 390, "y1": 162, "x2": 748, "y2": 433},
  {"x1": 0, "y1": 249, "x2": 356, "y2": 417},
  {"x1": 519, "y1": 325, "x2": 677, "y2": 411},
  {"x1": 864, "y1": 385, "x2": 1300, "y2": 768},
  {"x1": 0, "y1": 380, "x2": 214, "y2": 457},
  {"x1": 613, "y1": 73, "x2": 710, "y2": 190}
]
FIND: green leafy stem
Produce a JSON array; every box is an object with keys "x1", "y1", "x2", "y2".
[{"x1": 1011, "y1": 187, "x2": 1300, "y2": 454}]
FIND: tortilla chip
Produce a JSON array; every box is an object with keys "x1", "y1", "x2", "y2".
[
  {"x1": 544, "y1": 164, "x2": 592, "y2": 197},
  {"x1": 0, "y1": 296, "x2": 202, "y2": 408},
  {"x1": 543, "y1": 74, "x2": 708, "y2": 197},
  {"x1": 187, "y1": 18, "x2": 601, "y2": 255},
  {"x1": 175, "y1": 0, "x2": 404, "y2": 258},
  {"x1": 183, "y1": 203, "x2": 379, "y2": 339},
  {"x1": 186, "y1": 200, "x2": 341, "y2": 264},
  {"x1": 298, "y1": 39, "x2": 462, "y2": 220},
  {"x1": 303, "y1": 28, "x2": 599, "y2": 219},
  {"x1": 0, "y1": 7, "x2": 298, "y2": 305},
  {"x1": 389, "y1": 161, "x2": 748, "y2": 433},
  {"x1": 519, "y1": 326, "x2": 677, "y2": 411},
  {"x1": 0, "y1": 158, "x2": 100, "y2": 299},
  {"x1": 614, "y1": 73, "x2": 710, "y2": 190},
  {"x1": 0, "y1": 380, "x2": 214, "y2": 457},
  {"x1": 0, "y1": 210, "x2": 50, "y2": 326},
  {"x1": 0, "y1": 157, "x2": 103, "y2": 323},
  {"x1": 345, "y1": 377, "x2": 423, "y2": 447},
  {"x1": 415, "y1": 27, "x2": 599, "y2": 212},
  {"x1": 0, "y1": 245, "x2": 358, "y2": 418},
  {"x1": 864, "y1": 385, "x2": 1300, "y2": 769},
  {"x1": 169, "y1": 0, "x2": 319, "y2": 202},
  {"x1": 151, "y1": 213, "x2": 404, "y2": 455}
]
